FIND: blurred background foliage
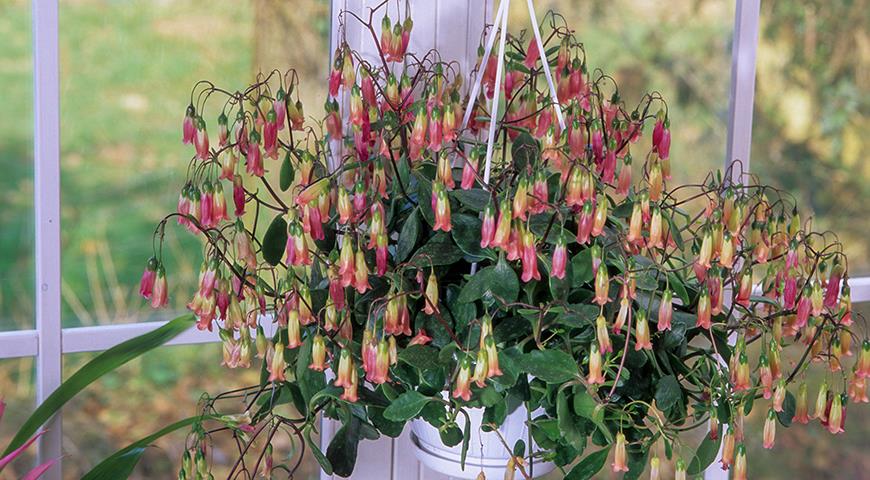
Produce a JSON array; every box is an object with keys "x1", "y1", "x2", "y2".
[{"x1": 0, "y1": 0, "x2": 865, "y2": 478}]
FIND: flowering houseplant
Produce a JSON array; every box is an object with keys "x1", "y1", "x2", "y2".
[{"x1": 133, "y1": 4, "x2": 869, "y2": 479}]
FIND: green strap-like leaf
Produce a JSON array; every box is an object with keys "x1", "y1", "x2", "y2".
[
  {"x1": 81, "y1": 415, "x2": 210, "y2": 480},
  {"x1": 4, "y1": 314, "x2": 194, "y2": 456},
  {"x1": 566, "y1": 447, "x2": 611, "y2": 480}
]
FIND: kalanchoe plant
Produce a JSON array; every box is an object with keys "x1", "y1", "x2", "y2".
[{"x1": 137, "y1": 4, "x2": 868, "y2": 480}]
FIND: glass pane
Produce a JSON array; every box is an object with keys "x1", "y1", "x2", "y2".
[
  {"x1": 511, "y1": 0, "x2": 734, "y2": 186},
  {"x1": 58, "y1": 0, "x2": 330, "y2": 327},
  {"x1": 752, "y1": 1, "x2": 870, "y2": 274},
  {"x1": 0, "y1": 0, "x2": 35, "y2": 331},
  {"x1": 62, "y1": 343, "x2": 322, "y2": 479},
  {"x1": 745, "y1": 302, "x2": 869, "y2": 479},
  {"x1": 0, "y1": 357, "x2": 35, "y2": 477}
]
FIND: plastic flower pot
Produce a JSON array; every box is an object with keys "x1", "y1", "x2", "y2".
[{"x1": 410, "y1": 402, "x2": 555, "y2": 479}]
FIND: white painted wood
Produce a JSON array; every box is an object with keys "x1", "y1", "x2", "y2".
[
  {"x1": 724, "y1": 0, "x2": 760, "y2": 181},
  {"x1": 706, "y1": 2, "x2": 760, "y2": 480},
  {"x1": 33, "y1": 0, "x2": 63, "y2": 477}
]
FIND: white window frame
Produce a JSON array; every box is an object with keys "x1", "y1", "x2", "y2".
[{"x1": 2, "y1": 2, "x2": 868, "y2": 479}]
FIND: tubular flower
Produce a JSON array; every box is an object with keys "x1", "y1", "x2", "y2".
[
  {"x1": 492, "y1": 198, "x2": 512, "y2": 249},
  {"x1": 696, "y1": 286, "x2": 711, "y2": 329},
  {"x1": 484, "y1": 335, "x2": 502, "y2": 377},
  {"x1": 423, "y1": 270, "x2": 439, "y2": 315},
  {"x1": 370, "y1": 338, "x2": 390, "y2": 384},
  {"x1": 763, "y1": 408, "x2": 776, "y2": 449},
  {"x1": 611, "y1": 432, "x2": 629, "y2": 473},
  {"x1": 409, "y1": 329, "x2": 432, "y2": 346},
  {"x1": 733, "y1": 352, "x2": 751, "y2": 391},
  {"x1": 759, "y1": 354, "x2": 773, "y2": 399},
  {"x1": 709, "y1": 409, "x2": 720, "y2": 440},
  {"x1": 182, "y1": 104, "x2": 196, "y2": 144},
  {"x1": 587, "y1": 343, "x2": 605, "y2": 384},
  {"x1": 267, "y1": 342, "x2": 287, "y2": 382},
  {"x1": 613, "y1": 296, "x2": 631, "y2": 334},
  {"x1": 825, "y1": 393, "x2": 845, "y2": 434},
  {"x1": 286, "y1": 310, "x2": 302, "y2": 349},
  {"x1": 720, "y1": 427, "x2": 735, "y2": 470},
  {"x1": 335, "y1": 348, "x2": 354, "y2": 388},
  {"x1": 576, "y1": 201, "x2": 594, "y2": 244},
  {"x1": 139, "y1": 256, "x2": 158, "y2": 299},
  {"x1": 735, "y1": 268, "x2": 752, "y2": 307},
  {"x1": 512, "y1": 176, "x2": 530, "y2": 220},
  {"x1": 657, "y1": 289, "x2": 673, "y2": 331},
  {"x1": 675, "y1": 458, "x2": 686, "y2": 480},
  {"x1": 848, "y1": 372, "x2": 868, "y2": 403},
  {"x1": 634, "y1": 310, "x2": 652, "y2": 351},
  {"x1": 626, "y1": 200, "x2": 643, "y2": 246},
  {"x1": 309, "y1": 333, "x2": 327, "y2": 371},
  {"x1": 593, "y1": 265, "x2": 610, "y2": 305},
  {"x1": 432, "y1": 181, "x2": 452, "y2": 232},
  {"x1": 520, "y1": 228, "x2": 540, "y2": 283},
  {"x1": 732, "y1": 444, "x2": 747, "y2": 480},
  {"x1": 649, "y1": 456, "x2": 661, "y2": 480},
  {"x1": 452, "y1": 357, "x2": 473, "y2": 401},
  {"x1": 480, "y1": 201, "x2": 496, "y2": 248},
  {"x1": 462, "y1": 148, "x2": 480, "y2": 190},
  {"x1": 596, "y1": 314, "x2": 612, "y2": 354},
  {"x1": 353, "y1": 249, "x2": 371, "y2": 294},
  {"x1": 151, "y1": 264, "x2": 168, "y2": 308},
  {"x1": 436, "y1": 151, "x2": 453, "y2": 189},
  {"x1": 793, "y1": 383, "x2": 810, "y2": 423},
  {"x1": 551, "y1": 235, "x2": 567, "y2": 279},
  {"x1": 858, "y1": 341, "x2": 870, "y2": 378},
  {"x1": 472, "y1": 349, "x2": 489, "y2": 388},
  {"x1": 813, "y1": 382, "x2": 829, "y2": 421}
]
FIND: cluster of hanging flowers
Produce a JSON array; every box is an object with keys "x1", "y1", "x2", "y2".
[{"x1": 142, "y1": 6, "x2": 867, "y2": 480}]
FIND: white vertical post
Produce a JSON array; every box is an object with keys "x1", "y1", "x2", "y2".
[
  {"x1": 707, "y1": 1, "x2": 759, "y2": 480},
  {"x1": 724, "y1": 0, "x2": 760, "y2": 178},
  {"x1": 33, "y1": 0, "x2": 63, "y2": 478}
]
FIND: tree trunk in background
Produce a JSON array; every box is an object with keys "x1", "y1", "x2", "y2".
[{"x1": 253, "y1": 0, "x2": 331, "y2": 109}]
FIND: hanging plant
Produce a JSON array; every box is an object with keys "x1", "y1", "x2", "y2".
[{"x1": 125, "y1": 3, "x2": 867, "y2": 479}]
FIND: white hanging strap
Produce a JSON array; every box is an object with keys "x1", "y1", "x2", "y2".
[
  {"x1": 525, "y1": 0, "x2": 565, "y2": 131},
  {"x1": 460, "y1": 0, "x2": 507, "y2": 132},
  {"x1": 482, "y1": 0, "x2": 511, "y2": 186}
]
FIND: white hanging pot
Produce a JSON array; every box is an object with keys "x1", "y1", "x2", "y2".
[{"x1": 410, "y1": 403, "x2": 556, "y2": 479}]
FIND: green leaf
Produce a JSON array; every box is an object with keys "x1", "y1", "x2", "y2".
[
  {"x1": 82, "y1": 416, "x2": 205, "y2": 479},
  {"x1": 398, "y1": 345, "x2": 440, "y2": 371},
  {"x1": 409, "y1": 233, "x2": 465, "y2": 266},
  {"x1": 383, "y1": 391, "x2": 430, "y2": 421},
  {"x1": 654, "y1": 374, "x2": 682, "y2": 411},
  {"x1": 571, "y1": 248, "x2": 594, "y2": 285},
  {"x1": 460, "y1": 412, "x2": 472, "y2": 468},
  {"x1": 296, "y1": 335, "x2": 326, "y2": 411},
  {"x1": 368, "y1": 406, "x2": 406, "y2": 438},
  {"x1": 549, "y1": 255, "x2": 574, "y2": 299},
  {"x1": 566, "y1": 447, "x2": 611, "y2": 480},
  {"x1": 440, "y1": 424, "x2": 464, "y2": 447},
  {"x1": 262, "y1": 215, "x2": 287, "y2": 266},
  {"x1": 457, "y1": 256, "x2": 519, "y2": 305},
  {"x1": 558, "y1": 390, "x2": 586, "y2": 450},
  {"x1": 305, "y1": 426, "x2": 333, "y2": 475},
  {"x1": 517, "y1": 350, "x2": 579, "y2": 383},
  {"x1": 511, "y1": 132, "x2": 539, "y2": 169},
  {"x1": 5, "y1": 315, "x2": 194, "y2": 456},
  {"x1": 687, "y1": 433, "x2": 722, "y2": 475},
  {"x1": 452, "y1": 213, "x2": 488, "y2": 260},
  {"x1": 667, "y1": 272, "x2": 690, "y2": 305},
  {"x1": 327, "y1": 416, "x2": 361, "y2": 477},
  {"x1": 451, "y1": 188, "x2": 490, "y2": 212},
  {"x1": 572, "y1": 389, "x2": 598, "y2": 418},
  {"x1": 776, "y1": 390, "x2": 796, "y2": 427},
  {"x1": 279, "y1": 153, "x2": 294, "y2": 191},
  {"x1": 396, "y1": 208, "x2": 420, "y2": 262}
]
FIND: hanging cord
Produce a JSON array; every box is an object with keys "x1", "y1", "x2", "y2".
[
  {"x1": 525, "y1": 0, "x2": 565, "y2": 131},
  {"x1": 482, "y1": 0, "x2": 511, "y2": 187},
  {"x1": 460, "y1": 0, "x2": 507, "y2": 132}
]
